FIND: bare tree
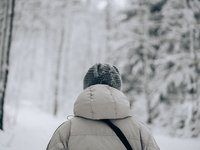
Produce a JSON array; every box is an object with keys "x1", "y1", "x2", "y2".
[
  {"x1": 53, "y1": 27, "x2": 65, "y2": 116},
  {"x1": 0, "y1": 0, "x2": 15, "y2": 130},
  {"x1": 53, "y1": 0, "x2": 72, "y2": 116}
]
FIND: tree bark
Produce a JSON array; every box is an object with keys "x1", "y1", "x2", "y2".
[{"x1": 0, "y1": 0, "x2": 15, "y2": 130}]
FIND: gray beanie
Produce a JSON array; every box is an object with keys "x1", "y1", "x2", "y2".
[{"x1": 83, "y1": 63, "x2": 122, "y2": 90}]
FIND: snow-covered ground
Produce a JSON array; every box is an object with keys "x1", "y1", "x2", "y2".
[
  {"x1": 155, "y1": 135, "x2": 200, "y2": 150},
  {"x1": 0, "y1": 103, "x2": 200, "y2": 150}
]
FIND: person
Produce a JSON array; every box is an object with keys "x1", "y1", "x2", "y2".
[{"x1": 46, "y1": 63, "x2": 160, "y2": 150}]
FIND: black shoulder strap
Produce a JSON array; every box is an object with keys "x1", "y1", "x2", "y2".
[{"x1": 102, "y1": 119, "x2": 133, "y2": 150}]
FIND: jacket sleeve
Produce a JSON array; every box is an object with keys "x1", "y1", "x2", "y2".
[
  {"x1": 46, "y1": 120, "x2": 71, "y2": 150},
  {"x1": 139, "y1": 123, "x2": 160, "y2": 150}
]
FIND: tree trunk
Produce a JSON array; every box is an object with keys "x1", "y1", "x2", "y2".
[
  {"x1": 105, "y1": 0, "x2": 111, "y2": 54},
  {"x1": 53, "y1": 27, "x2": 65, "y2": 116},
  {"x1": 0, "y1": 0, "x2": 15, "y2": 130}
]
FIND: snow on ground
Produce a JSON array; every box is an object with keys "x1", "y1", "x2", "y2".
[
  {"x1": 0, "y1": 103, "x2": 200, "y2": 150},
  {"x1": 155, "y1": 135, "x2": 200, "y2": 150},
  {"x1": 0, "y1": 103, "x2": 66, "y2": 150}
]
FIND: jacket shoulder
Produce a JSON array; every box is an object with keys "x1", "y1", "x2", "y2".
[
  {"x1": 47, "y1": 119, "x2": 72, "y2": 150},
  {"x1": 58, "y1": 120, "x2": 71, "y2": 138},
  {"x1": 129, "y1": 117, "x2": 160, "y2": 150}
]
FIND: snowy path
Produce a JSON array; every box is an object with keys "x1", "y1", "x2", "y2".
[
  {"x1": 0, "y1": 105, "x2": 65, "y2": 150},
  {"x1": 0, "y1": 104, "x2": 200, "y2": 150}
]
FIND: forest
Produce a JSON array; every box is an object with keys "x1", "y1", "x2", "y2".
[{"x1": 0, "y1": 0, "x2": 200, "y2": 149}]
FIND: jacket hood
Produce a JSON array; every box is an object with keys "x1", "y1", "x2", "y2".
[{"x1": 74, "y1": 84, "x2": 131, "y2": 120}]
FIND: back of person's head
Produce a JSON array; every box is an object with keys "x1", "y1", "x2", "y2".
[{"x1": 83, "y1": 63, "x2": 122, "y2": 90}]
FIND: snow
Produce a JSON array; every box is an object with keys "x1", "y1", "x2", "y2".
[
  {"x1": 1, "y1": 0, "x2": 199, "y2": 149},
  {"x1": 155, "y1": 135, "x2": 200, "y2": 150},
  {"x1": 0, "y1": 103, "x2": 66, "y2": 150},
  {"x1": 3, "y1": 0, "x2": 199, "y2": 140},
  {"x1": 1, "y1": 102, "x2": 200, "y2": 150}
]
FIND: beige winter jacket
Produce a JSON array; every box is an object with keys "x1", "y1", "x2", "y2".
[{"x1": 47, "y1": 84, "x2": 160, "y2": 150}]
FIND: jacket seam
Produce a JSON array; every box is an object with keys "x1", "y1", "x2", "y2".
[
  {"x1": 67, "y1": 119, "x2": 72, "y2": 149},
  {"x1": 89, "y1": 87, "x2": 95, "y2": 119},
  {"x1": 139, "y1": 128, "x2": 144, "y2": 150},
  {"x1": 107, "y1": 86, "x2": 118, "y2": 118}
]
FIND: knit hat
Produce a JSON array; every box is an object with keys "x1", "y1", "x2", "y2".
[{"x1": 83, "y1": 63, "x2": 122, "y2": 90}]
